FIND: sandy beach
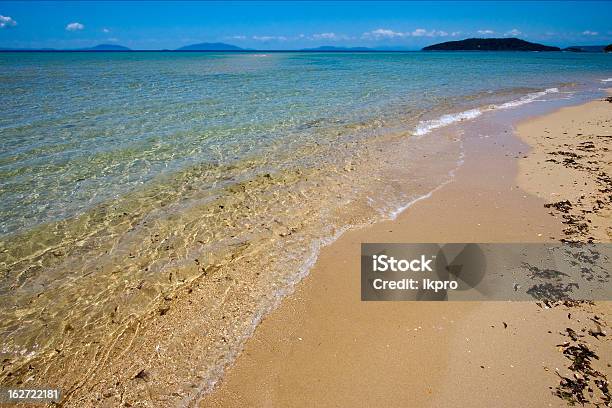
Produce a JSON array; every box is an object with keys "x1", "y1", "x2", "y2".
[
  {"x1": 518, "y1": 94, "x2": 612, "y2": 242},
  {"x1": 199, "y1": 95, "x2": 612, "y2": 407}
]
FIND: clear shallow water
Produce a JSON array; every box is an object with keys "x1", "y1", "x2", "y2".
[
  {"x1": 1, "y1": 51, "x2": 611, "y2": 235},
  {"x1": 0, "y1": 51, "x2": 611, "y2": 404}
]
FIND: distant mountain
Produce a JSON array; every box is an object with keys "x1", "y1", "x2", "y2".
[
  {"x1": 176, "y1": 42, "x2": 244, "y2": 51},
  {"x1": 0, "y1": 47, "x2": 56, "y2": 51},
  {"x1": 300, "y1": 46, "x2": 374, "y2": 51},
  {"x1": 563, "y1": 45, "x2": 607, "y2": 53},
  {"x1": 423, "y1": 38, "x2": 560, "y2": 51},
  {"x1": 0, "y1": 44, "x2": 129, "y2": 51},
  {"x1": 373, "y1": 45, "x2": 416, "y2": 51},
  {"x1": 80, "y1": 44, "x2": 131, "y2": 51}
]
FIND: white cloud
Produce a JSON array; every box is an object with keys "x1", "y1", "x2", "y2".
[
  {"x1": 451, "y1": 31, "x2": 462, "y2": 37},
  {"x1": 505, "y1": 28, "x2": 522, "y2": 37},
  {"x1": 411, "y1": 28, "x2": 449, "y2": 37},
  {"x1": 363, "y1": 28, "x2": 407, "y2": 39},
  {"x1": 411, "y1": 28, "x2": 428, "y2": 37},
  {"x1": 229, "y1": 35, "x2": 246, "y2": 40},
  {"x1": 252, "y1": 35, "x2": 287, "y2": 41},
  {"x1": 102, "y1": 28, "x2": 110, "y2": 33},
  {"x1": 0, "y1": 15, "x2": 17, "y2": 28},
  {"x1": 66, "y1": 22, "x2": 85, "y2": 31},
  {"x1": 310, "y1": 32, "x2": 352, "y2": 41},
  {"x1": 312, "y1": 32, "x2": 338, "y2": 40},
  {"x1": 582, "y1": 30, "x2": 599, "y2": 36},
  {"x1": 363, "y1": 28, "x2": 449, "y2": 40},
  {"x1": 477, "y1": 29, "x2": 495, "y2": 35}
]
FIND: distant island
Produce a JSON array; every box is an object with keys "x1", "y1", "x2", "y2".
[
  {"x1": 176, "y1": 42, "x2": 244, "y2": 51},
  {"x1": 300, "y1": 46, "x2": 374, "y2": 52},
  {"x1": 0, "y1": 47, "x2": 55, "y2": 51},
  {"x1": 0, "y1": 44, "x2": 131, "y2": 51},
  {"x1": 563, "y1": 45, "x2": 607, "y2": 53},
  {"x1": 423, "y1": 38, "x2": 561, "y2": 51},
  {"x1": 3, "y1": 39, "x2": 608, "y2": 53},
  {"x1": 80, "y1": 44, "x2": 131, "y2": 51}
]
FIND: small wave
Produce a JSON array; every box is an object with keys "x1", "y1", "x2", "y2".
[
  {"x1": 413, "y1": 109, "x2": 482, "y2": 137},
  {"x1": 601, "y1": 78, "x2": 612, "y2": 83},
  {"x1": 495, "y1": 87, "x2": 558, "y2": 109},
  {"x1": 413, "y1": 88, "x2": 559, "y2": 136}
]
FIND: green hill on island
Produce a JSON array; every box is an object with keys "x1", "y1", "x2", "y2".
[{"x1": 423, "y1": 38, "x2": 560, "y2": 51}]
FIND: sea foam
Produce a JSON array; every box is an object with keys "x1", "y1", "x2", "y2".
[
  {"x1": 413, "y1": 109, "x2": 482, "y2": 136},
  {"x1": 413, "y1": 88, "x2": 559, "y2": 136}
]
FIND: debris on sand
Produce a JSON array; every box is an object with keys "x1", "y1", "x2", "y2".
[
  {"x1": 133, "y1": 369, "x2": 149, "y2": 381},
  {"x1": 554, "y1": 322, "x2": 611, "y2": 406},
  {"x1": 540, "y1": 128, "x2": 611, "y2": 242},
  {"x1": 526, "y1": 282, "x2": 579, "y2": 302},
  {"x1": 544, "y1": 200, "x2": 573, "y2": 213},
  {"x1": 564, "y1": 327, "x2": 581, "y2": 341},
  {"x1": 588, "y1": 325, "x2": 606, "y2": 339}
]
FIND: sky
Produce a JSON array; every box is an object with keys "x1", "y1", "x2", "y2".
[{"x1": 0, "y1": 1, "x2": 611, "y2": 50}]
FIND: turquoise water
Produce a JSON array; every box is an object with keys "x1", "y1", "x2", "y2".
[{"x1": 1, "y1": 51, "x2": 611, "y2": 235}]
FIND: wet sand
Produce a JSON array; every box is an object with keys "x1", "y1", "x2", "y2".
[{"x1": 200, "y1": 96, "x2": 612, "y2": 407}]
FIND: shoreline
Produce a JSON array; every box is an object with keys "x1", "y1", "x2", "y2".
[
  {"x1": 2, "y1": 86, "x2": 609, "y2": 407},
  {"x1": 200, "y1": 93, "x2": 611, "y2": 407}
]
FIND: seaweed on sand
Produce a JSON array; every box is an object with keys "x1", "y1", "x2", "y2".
[{"x1": 554, "y1": 326, "x2": 611, "y2": 406}]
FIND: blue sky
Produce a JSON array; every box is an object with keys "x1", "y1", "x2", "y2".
[{"x1": 0, "y1": 1, "x2": 611, "y2": 50}]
